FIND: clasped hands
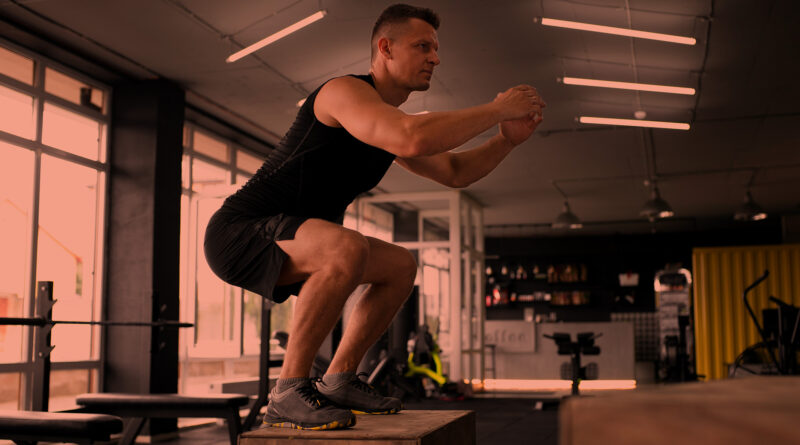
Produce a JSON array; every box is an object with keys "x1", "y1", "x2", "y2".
[{"x1": 494, "y1": 85, "x2": 546, "y2": 146}]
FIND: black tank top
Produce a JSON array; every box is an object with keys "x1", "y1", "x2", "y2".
[{"x1": 222, "y1": 74, "x2": 396, "y2": 221}]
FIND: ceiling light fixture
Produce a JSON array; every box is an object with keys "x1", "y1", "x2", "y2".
[
  {"x1": 640, "y1": 185, "x2": 674, "y2": 220},
  {"x1": 551, "y1": 181, "x2": 583, "y2": 229},
  {"x1": 735, "y1": 171, "x2": 767, "y2": 221},
  {"x1": 734, "y1": 191, "x2": 768, "y2": 221},
  {"x1": 579, "y1": 116, "x2": 690, "y2": 130},
  {"x1": 537, "y1": 17, "x2": 695, "y2": 45},
  {"x1": 227, "y1": 10, "x2": 327, "y2": 63},
  {"x1": 562, "y1": 77, "x2": 695, "y2": 95},
  {"x1": 553, "y1": 202, "x2": 583, "y2": 229}
]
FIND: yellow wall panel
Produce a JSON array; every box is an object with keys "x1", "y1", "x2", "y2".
[{"x1": 692, "y1": 244, "x2": 800, "y2": 380}]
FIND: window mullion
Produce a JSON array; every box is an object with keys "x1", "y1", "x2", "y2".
[
  {"x1": 0, "y1": 131, "x2": 107, "y2": 171},
  {"x1": 20, "y1": 60, "x2": 47, "y2": 411}
]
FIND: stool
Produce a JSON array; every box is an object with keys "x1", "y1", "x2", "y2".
[
  {"x1": 76, "y1": 393, "x2": 249, "y2": 445},
  {"x1": 0, "y1": 410, "x2": 122, "y2": 444}
]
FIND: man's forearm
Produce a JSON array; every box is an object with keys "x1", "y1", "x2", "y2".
[
  {"x1": 450, "y1": 133, "x2": 516, "y2": 188},
  {"x1": 409, "y1": 103, "x2": 504, "y2": 156}
]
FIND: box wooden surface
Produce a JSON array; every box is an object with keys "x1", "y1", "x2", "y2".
[
  {"x1": 240, "y1": 410, "x2": 475, "y2": 445},
  {"x1": 560, "y1": 376, "x2": 800, "y2": 445}
]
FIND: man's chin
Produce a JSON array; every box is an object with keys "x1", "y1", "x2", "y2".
[{"x1": 413, "y1": 81, "x2": 432, "y2": 91}]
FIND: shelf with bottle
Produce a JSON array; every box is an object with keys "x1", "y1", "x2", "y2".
[
  {"x1": 486, "y1": 261, "x2": 589, "y2": 285},
  {"x1": 485, "y1": 286, "x2": 592, "y2": 308}
]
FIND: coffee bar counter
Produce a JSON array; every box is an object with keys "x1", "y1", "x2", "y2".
[{"x1": 483, "y1": 320, "x2": 635, "y2": 379}]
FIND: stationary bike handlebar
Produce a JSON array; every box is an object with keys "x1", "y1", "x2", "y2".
[
  {"x1": 742, "y1": 269, "x2": 783, "y2": 373},
  {"x1": 744, "y1": 270, "x2": 769, "y2": 295},
  {"x1": 743, "y1": 270, "x2": 769, "y2": 341}
]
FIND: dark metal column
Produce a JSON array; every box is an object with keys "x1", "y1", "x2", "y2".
[
  {"x1": 31, "y1": 281, "x2": 54, "y2": 412},
  {"x1": 105, "y1": 79, "x2": 184, "y2": 437}
]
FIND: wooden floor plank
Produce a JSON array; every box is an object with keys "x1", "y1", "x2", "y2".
[
  {"x1": 560, "y1": 376, "x2": 800, "y2": 445},
  {"x1": 240, "y1": 410, "x2": 475, "y2": 445}
]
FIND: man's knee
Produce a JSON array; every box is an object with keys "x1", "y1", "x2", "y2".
[
  {"x1": 324, "y1": 229, "x2": 370, "y2": 282},
  {"x1": 396, "y1": 248, "x2": 418, "y2": 288}
]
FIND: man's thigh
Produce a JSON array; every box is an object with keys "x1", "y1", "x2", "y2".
[
  {"x1": 274, "y1": 218, "x2": 366, "y2": 285},
  {"x1": 274, "y1": 219, "x2": 414, "y2": 287}
]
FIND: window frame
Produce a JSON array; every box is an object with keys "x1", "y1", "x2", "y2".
[
  {"x1": 179, "y1": 123, "x2": 267, "y2": 370},
  {"x1": 0, "y1": 38, "x2": 111, "y2": 410}
]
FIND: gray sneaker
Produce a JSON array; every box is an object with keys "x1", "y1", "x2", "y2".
[
  {"x1": 262, "y1": 380, "x2": 356, "y2": 430},
  {"x1": 317, "y1": 372, "x2": 402, "y2": 415}
]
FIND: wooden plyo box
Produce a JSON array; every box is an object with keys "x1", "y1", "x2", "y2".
[
  {"x1": 560, "y1": 376, "x2": 800, "y2": 445},
  {"x1": 240, "y1": 410, "x2": 475, "y2": 445}
]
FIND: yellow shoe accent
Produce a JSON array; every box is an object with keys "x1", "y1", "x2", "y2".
[
  {"x1": 351, "y1": 407, "x2": 399, "y2": 415},
  {"x1": 264, "y1": 416, "x2": 355, "y2": 430}
]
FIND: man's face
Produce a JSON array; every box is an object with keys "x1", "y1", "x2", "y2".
[{"x1": 386, "y1": 18, "x2": 440, "y2": 91}]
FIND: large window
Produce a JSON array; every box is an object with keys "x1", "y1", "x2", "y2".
[
  {"x1": 179, "y1": 124, "x2": 281, "y2": 394},
  {"x1": 0, "y1": 41, "x2": 109, "y2": 410}
]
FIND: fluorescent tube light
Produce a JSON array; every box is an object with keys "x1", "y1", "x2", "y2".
[
  {"x1": 563, "y1": 77, "x2": 695, "y2": 95},
  {"x1": 227, "y1": 10, "x2": 327, "y2": 63},
  {"x1": 579, "y1": 116, "x2": 690, "y2": 130},
  {"x1": 539, "y1": 17, "x2": 695, "y2": 45}
]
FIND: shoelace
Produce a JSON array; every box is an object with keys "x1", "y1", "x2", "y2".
[
  {"x1": 298, "y1": 380, "x2": 330, "y2": 408},
  {"x1": 351, "y1": 372, "x2": 380, "y2": 396},
  {"x1": 316, "y1": 373, "x2": 381, "y2": 396}
]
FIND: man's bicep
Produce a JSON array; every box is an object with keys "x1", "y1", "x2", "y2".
[{"x1": 317, "y1": 78, "x2": 417, "y2": 156}]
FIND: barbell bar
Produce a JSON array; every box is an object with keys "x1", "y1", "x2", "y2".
[{"x1": 0, "y1": 316, "x2": 193, "y2": 328}]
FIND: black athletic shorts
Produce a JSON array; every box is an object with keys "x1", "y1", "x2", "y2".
[{"x1": 203, "y1": 207, "x2": 306, "y2": 303}]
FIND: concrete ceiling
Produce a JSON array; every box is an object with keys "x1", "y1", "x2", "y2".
[{"x1": 2, "y1": 0, "x2": 798, "y2": 236}]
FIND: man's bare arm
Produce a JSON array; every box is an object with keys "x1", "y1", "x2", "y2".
[
  {"x1": 395, "y1": 134, "x2": 514, "y2": 188},
  {"x1": 314, "y1": 76, "x2": 544, "y2": 158},
  {"x1": 396, "y1": 112, "x2": 543, "y2": 188}
]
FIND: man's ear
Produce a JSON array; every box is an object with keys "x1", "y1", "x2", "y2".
[{"x1": 377, "y1": 36, "x2": 392, "y2": 59}]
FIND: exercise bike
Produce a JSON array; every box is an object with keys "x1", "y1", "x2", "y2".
[
  {"x1": 367, "y1": 325, "x2": 464, "y2": 401},
  {"x1": 730, "y1": 270, "x2": 800, "y2": 377}
]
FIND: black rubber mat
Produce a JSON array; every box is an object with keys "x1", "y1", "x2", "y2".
[{"x1": 404, "y1": 397, "x2": 559, "y2": 445}]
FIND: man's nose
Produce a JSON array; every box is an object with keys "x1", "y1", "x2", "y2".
[{"x1": 429, "y1": 50, "x2": 440, "y2": 66}]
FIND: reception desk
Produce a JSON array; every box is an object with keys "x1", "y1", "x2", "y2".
[{"x1": 483, "y1": 321, "x2": 635, "y2": 380}]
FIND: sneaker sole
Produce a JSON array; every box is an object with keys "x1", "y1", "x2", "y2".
[
  {"x1": 262, "y1": 415, "x2": 356, "y2": 430},
  {"x1": 351, "y1": 407, "x2": 400, "y2": 415}
]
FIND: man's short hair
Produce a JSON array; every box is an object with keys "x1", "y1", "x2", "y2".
[{"x1": 371, "y1": 4, "x2": 440, "y2": 61}]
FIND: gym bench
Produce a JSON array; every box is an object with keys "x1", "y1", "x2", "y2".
[
  {"x1": 0, "y1": 410, "x2": 123, "y2": 445},
  {"x1": 75, "y1": 393, "x2": 250, "y2": 445}
]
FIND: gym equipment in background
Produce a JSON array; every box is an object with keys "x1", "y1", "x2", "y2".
[
  {"x1": 543, "y1": 332, "x2": 601, "y2": 396},
  {"x1": 654, "y1": 265, "x2": 697, "y2": 382},
  {"x1": 367, "y1": 325, "x2": 464, "y2": 401},
  {"x1": 730, "y1": 270, "x2": 799, "y2": 377},
  {"x1": 405, "y1": 325, "x2": 446, "y2": 387},
  {"x1": 365, "y1": 350, "x2": 423, "y2": 401},
  {"x1": 0, "y1": 282, "x2": 192, "y2": 412}
]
